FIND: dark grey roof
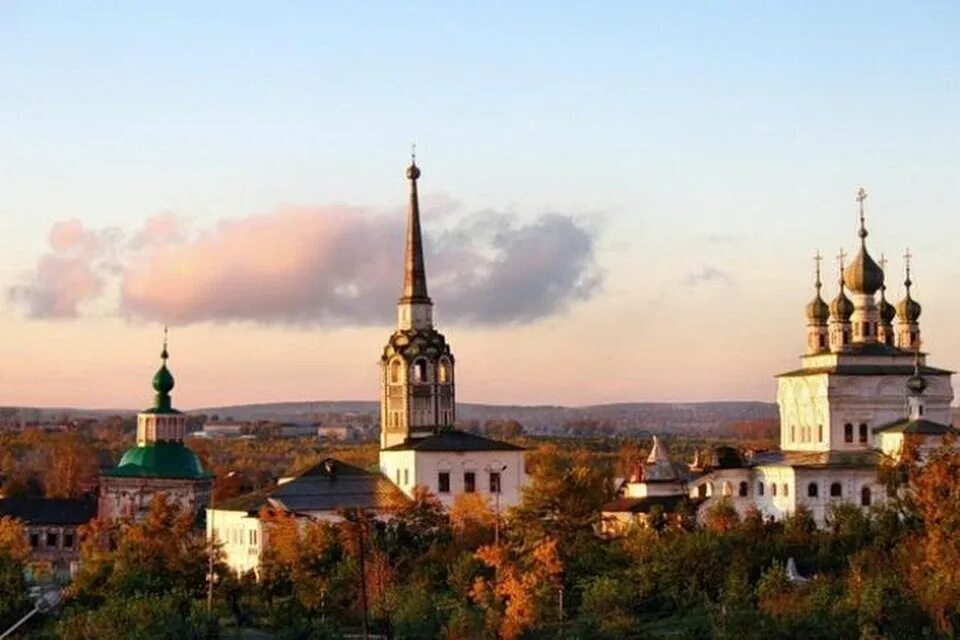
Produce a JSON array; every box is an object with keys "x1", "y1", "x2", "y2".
[
  {"x1": 778, "y1": 364, "x2": 953, "y2": 378},
  {"x1": 215, "y1": 458, "x2": 404, "y2": 515},
  {"x1": 750, "y1": 449, "x2": 882, "y2": 469},
  {"x1": 602, "y1": 495, "x2": 687, "y2": 514},
  {"x1": 872, "y1": 418, "x2": 955, "y2": 435},
  {"x1": 381, "y1": 429, "x2": 524, "y2": 452},
  {"x1": 0, "y1": 498, "x2": 97, "y2": 525}
]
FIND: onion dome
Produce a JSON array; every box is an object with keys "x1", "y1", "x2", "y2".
[
  {"x1": 907, "y1": 372, "x2": 928, "y2": 396},
  {"x1": 879, "y1": 287, "x2": 896, "y2": 324},
  {"x1": 830, "y1": 284, "x2": 854, "y2": 321},
  {"x1": 896, "y1": 253, "x2": 922, "y2": 323},
  {"x1": 152, "y1": 328, "x2": 175, "y2": 412},
  {"x1": 843, "y1": 191, "x2": 884, "y2": 294},
  {"x1": 806, "y1": 253, "x2": 829, "y2": 324}
]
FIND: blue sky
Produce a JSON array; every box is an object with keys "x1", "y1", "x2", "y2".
[{"x1": 1, "y1": 2, "x2": 959, "y2": 408}]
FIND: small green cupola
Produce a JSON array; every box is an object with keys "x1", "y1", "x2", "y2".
[{"x1": 152, "y1": 327, "x2": 176, "y2": 413}]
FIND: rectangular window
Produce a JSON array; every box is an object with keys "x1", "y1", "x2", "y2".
[
  {"x1": 29, "y1": 533, "x2": 39, "y2": 549},
  {"x1": 489, "y1": 472, "x2": 501, "y2": 494},
  {"x1": 464, "y1": 472, "x2": 476, "y2": 493},
  {"x1": 63, "y1": 532, "x2": 75, "y2": 549},
  {"x1": 46, "y1": 532, "x2": 58, "y2": 548},
  {"x1": 438, "y1": 471, "x2": 450, "y2": 493},
  {"x1": 396, "y1": 469, "x2": 400, "y2": 484},
  {"x1": 403, "y1": 469, "x2": 409, "y2": 485}
]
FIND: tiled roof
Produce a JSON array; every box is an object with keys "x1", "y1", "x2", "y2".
[
  {"x1": 0, "y1": 498, "x2": 97, "y2": 525},
  {"x1": 872, "y1": 418, "x2": 955, "y2": 435},
  {"x1": 213, "y1": 458, "x2": 405, "y2": 515},
  {"x1": 751, "y1": 449, "x2": 882, "y2": 468},
  {"x1": 381, "y1": 429, "x2": 524, "y2": 452}
]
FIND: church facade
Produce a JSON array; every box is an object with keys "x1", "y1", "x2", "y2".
[
  {"x1": 99, "y1": 337, "x2": 212, "y2": 522},
  {"x1": 686, "y1": 191, "x2": 955, "y2": 525}
]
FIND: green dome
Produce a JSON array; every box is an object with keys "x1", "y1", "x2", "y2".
[
  {"x1": 153, "y1": 364, "x2": 174, "y2": 394},
  {"x1": 107, "y1": 442, "x2": 209, "y2": 479}
]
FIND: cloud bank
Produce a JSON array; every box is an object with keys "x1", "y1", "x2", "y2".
[{"x1": 9, "y1": 203, "x2": 601, "y2": 326}]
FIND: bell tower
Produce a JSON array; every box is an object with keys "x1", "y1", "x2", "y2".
[{"x1": 380, "y1": 154, "x2": 456, "y2": 449}]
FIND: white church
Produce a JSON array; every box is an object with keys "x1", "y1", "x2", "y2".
[
  {"x1": 208, "y1": 159, "x2": 527, "y2": 574},
  {"x1": 605, "y1": 190, "x2": 955, "y2": 530}
]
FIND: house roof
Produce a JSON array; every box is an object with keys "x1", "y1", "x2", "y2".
[
  {"x1": 602, "y1": 495, "x2": 687, "y2": 514},
  {"x1": 777, "y1": 363, "x2": 953, "y2": 378},
  {"x1": 380, "y1": 429, "x2": 524, "y2": 452},
  {"x1": 872, "y1": 418, "x2": 955, "y2": 436},
  {"x1": 213, "y1": 458, "x2": 405, "y2": 515},
  {"x1": 750, "y1": 449, "x2": 882, "y2": 469},
  {"x1": 0, "y1": 498, "x2": 97, "y2": 526}
]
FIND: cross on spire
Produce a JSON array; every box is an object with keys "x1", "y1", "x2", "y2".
[
  {"x1": 161, "y1": 325, "x2": 169, "y2": 361},
  {"x1": 904, "y1": 248, "x2": 913, "y2": 288},
  {"x1": 813, "y1": 250, "x2": 823, "y2": 289},
  {"x1": 837, "y1": 248, "x2": 847, "y2": 286},
  {"x1": 411, "y1": 142, "x2": 416, "y2": 165},
  {"x1": 856, "y1": 187, "x2": 868, "y2": 241}
]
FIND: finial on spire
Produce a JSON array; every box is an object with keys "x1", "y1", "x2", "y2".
[
  {"x1": 856, "y1": 187, "x2": 868, "y2": 241},
  {"x1": 406, "y1": 143, "x2": 420, "y2": 180},
  {"x1": 161, "y1": 325, "x2": 169, "y2": 361},
  {"x1": 904, "y1": 248, "x2": 913, "y2": 289},
  {"x1": 813, "y1": 250, "x2": 823, "y2": 290},
  {"x1": 837, "y1": 248, "x2": 847, "y2": 287}
]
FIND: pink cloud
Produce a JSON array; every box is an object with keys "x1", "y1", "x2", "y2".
[{"x1": 11, "y1": 201, "x2": 600, "y2": 326}]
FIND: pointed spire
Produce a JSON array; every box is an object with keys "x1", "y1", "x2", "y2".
[
  {"x1": 400, "y1": 146, "x2": 431, "y2": 304},
  {"x1": 806, "y1": 250, "x2": 829, "y2": 325}
]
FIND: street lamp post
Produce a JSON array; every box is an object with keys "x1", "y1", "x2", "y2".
[{"x1": 484, "y1": 464, "x2": 508, "y2": 545}]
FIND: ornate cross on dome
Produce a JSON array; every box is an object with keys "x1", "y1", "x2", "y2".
[
  {"x1": 904, "y1": 248, "x2": 913, "y2": 287},
  {"x1": 837, "y1": 248, "x2": 847, "y2": 284},
  {"x1": 813, "y1": 250, "x2": 823, "y2": 288},
  {"x1": 856, "y1": 187, "x2": 868, "y2": 240},
  {"x1": 411, "y1": 142, "x2": 416, "y2": 164},
  {"x1": 161, "y1": 325, "x2": 169, "y2": 361}
]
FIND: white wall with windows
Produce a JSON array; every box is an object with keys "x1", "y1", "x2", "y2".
[{"x1": 380, "y1": 448, "x2": 526, "y2": 509}]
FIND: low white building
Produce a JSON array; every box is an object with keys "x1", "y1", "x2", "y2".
[{"x1": 208, "y1": 458, "x2": 404, "y2": 576}]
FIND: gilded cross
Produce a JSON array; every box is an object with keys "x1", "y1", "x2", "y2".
[
  {"x1": 837, "y1": 248, "x2": 847, "y2": 285},
  {"x1": 904, "y1": 248, "x2": 913, "y2": 284},
  {"x1": 411, "y1": 143, "x2": 417, "y2": 164},
  {"x1": 813, "y1": 250, "x2": 823, "y2": 286}
]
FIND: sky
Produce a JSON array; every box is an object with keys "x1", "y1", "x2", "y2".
[{"x1": 1, "y1": 2, "x2": 959, "y2": 409}]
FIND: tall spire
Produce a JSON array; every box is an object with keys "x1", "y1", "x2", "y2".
[{"x1": 400, "y1": 146, "x2": 430, "y2": 305}]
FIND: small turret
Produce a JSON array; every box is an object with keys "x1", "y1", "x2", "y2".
[
  {"x1": 805, "y1": 251, "x2": 829, "y2": 354},
  {"x1": 895, "y1": 249, "x2": 922, "y2": 351},
  {"x1": 828, "y1": 250, "x2": 854, "y2": 352}
]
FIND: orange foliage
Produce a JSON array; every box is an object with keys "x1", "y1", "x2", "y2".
[
  {"x1": 449, "y1": 493, "x2": 495, "y2": 548},
  {"x1": 0, "y1": 517, "x2": 28, "y2": 562},
  {"x1": 471, "y1": 538, "x2": 563, "y2": 640}
]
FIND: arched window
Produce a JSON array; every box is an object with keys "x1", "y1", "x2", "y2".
[
  {"x1": 772, "y1": 483, "x2": 778, "y2": 497},
  {"x1": 757, "y1": 482, "x2": 765, "y2": 496},
  {"x1": 706, "y1": 482, "x2": 714, "y2": 497},
  {"x1": 390, "y1": 360, "x2": 402, "y2": 384},
  {"x1": 783, "y1": 483, "x2": 789, "y2": 497},
  {"x1": 858, "y1": 423, "x2": 868, "y2": 443},
  {"x1": 830, "y1": 482, "x2": 842, "y2": 497},
  {"x1": 861, "y1": 486, "x2": 872, "y2": 507},
  {"x1": 790, "y1": 425, "x2": 796, "y2": 442},
  {"x1": 722, "y1": 481, "x2": 732, "y2": 497},
  {"x1": 807, "y1": 482, "x2": 818, "y2": 498},
  {"x1": 844, "y1": 423, "x2": 854, "y2": 443},
  {"x1": 738, "y1": 481, "x2": 749, "y2": 497},
  {"x1": 438, "y1": 359, "x2": 450, "y2": 384},
  {"x1": 697, "y1": 484, "x2": 707, "y2": 499},
  {"x1": 413, "y1": 359, "x2": 428, "y2": 383},
  {"x1": 817, "y1": 424, "x2": 823, "y2": 442}
]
